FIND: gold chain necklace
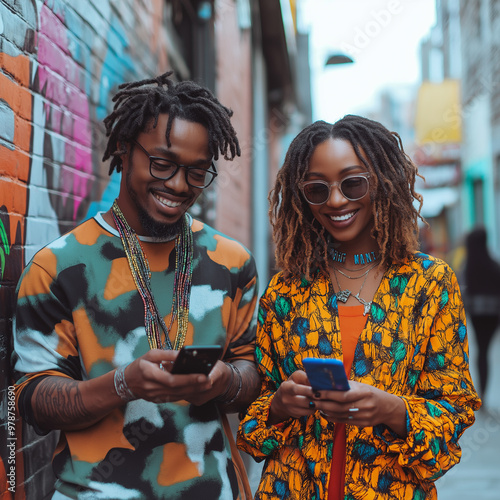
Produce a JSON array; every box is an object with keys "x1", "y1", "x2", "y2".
[
  {"x1": 331, "y1": 266, "x2": 373, "y2": 316},
  {"x1": 332, "y1": 261, "x2": 378, "y2": 280}
]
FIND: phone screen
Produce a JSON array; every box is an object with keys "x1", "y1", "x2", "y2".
[
  {"x1": 303, "y1": 357, "x2": 350, "y2": 391},
  {"x1": 171, "y1": 345, "x2": 223, "y2": 375}
]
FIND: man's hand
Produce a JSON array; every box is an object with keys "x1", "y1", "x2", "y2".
[{"x1": 124, "y1": 349, "x2": 229, "y2": 406}]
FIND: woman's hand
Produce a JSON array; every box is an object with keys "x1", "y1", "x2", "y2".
[
  {"x1": 313, "y1": 380, "x2": 407, "y2": 437},
  {"x1": 267, "y1": 370, "x2": 316, "y2": 426}
]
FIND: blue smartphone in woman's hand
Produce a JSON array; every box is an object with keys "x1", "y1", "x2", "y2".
[{"x1": 303, "y1": 358, "x2": 350, "y2": 391}]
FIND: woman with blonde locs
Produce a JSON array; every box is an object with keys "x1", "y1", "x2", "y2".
[{"x1": 237, "y1": 115, "x2": 480, "y2": 499}]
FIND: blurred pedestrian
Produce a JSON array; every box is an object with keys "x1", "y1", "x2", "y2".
[
  {"x1": 237, "y1": 115, "x2": 480, "y2": 499},
  {"x1": 464, "y1": 226, "x2": 500, "y2": 400}
]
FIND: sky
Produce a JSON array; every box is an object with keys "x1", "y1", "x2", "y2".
[{"x1": 298, "y1": 0, "x2": 437, "y2": 122}]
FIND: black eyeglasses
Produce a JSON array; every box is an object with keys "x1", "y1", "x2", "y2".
[
  {"x1": 299, "y1": 173, "x2": 371, "y2": 205},
  {"x1": 133, "y1": 141, "x2": 218, "y2": 189}
]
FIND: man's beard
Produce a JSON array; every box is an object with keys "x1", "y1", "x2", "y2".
[
  {"x1": 136, "y1": 202, "x2": 184, "y2": 240},
  {"x1": 126, "y1": 170, "x2": 184, "y2": 240}
]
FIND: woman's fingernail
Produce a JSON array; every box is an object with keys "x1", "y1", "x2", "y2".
[{"x1": 314, "y1": 391, "x2": 321, "y2": 398}]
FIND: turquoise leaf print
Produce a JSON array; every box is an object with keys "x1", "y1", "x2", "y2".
[
  {"x1": 258, "y1": 306, "x2": 267, "y2": 326},
  {"x1": 283, "y1": 352, "x2": 297, "y2": 377},
  {"x1": 243, "y1": 419, "x2": 258, "y2": 433},
  {"x1": 415, "y1": 430, "x2": 425, "y2": 444},
  {"x1": 417, "y1": 253, "x2": 433, "y2": 270},
  {"x1": 412, "y1": 487, "x2": 427, "y2": 500},
  {"x1": 457, "y1": 322, "x2": 466, "y2": 342},
  {"x1": 318, "y1": 333, "x2": 333, "y2": 355},
  {"x1": 425, "y1": 401, "x2": 443, "y2": 418},
  {"x1": 389, "y1": 275, "x2": 409, "y2": 297},
  {"x1": 378, "y1": 471, "x2": 395, "y2": 493},
  {"x1": 390, "y1": 339, "x2": 406, "y2": 376},
  {"x1": 320, "y1": 473, "x2": 328, "y2": 488},
  {"x1": 436, "y1": 353, "x2": 446, "y2": 370},
  {"x1": 307, "y1": 461, "x2": 316, "y2": 475},
  {"x1": 270, "y1": 365, "x2": 282, "y2": 385},
  {"x1": 426, "y1": 351, "x2": 445, "y2": 371},
  {"x1": 262, "y1": 437, "x2": 280, "y2": 454},
  {"x1": 292, "y1": 317, "x2": 309, "y2": 348},
  {"x1": 430, "y1": 437, "x2": 440, "y2": 456},
  {"x1": 439, "y1": 400, "x2": 455, "y2": 414},
  {"x1": 326, "y1": 441, "x2": 333, "y2": 461},
  {"x1": 352, "y1": 441, "x2": 381, "y2": 464},
  {"x1": 371, "y1": 302, "x2": 386, "y2": 323},
  {"x1": 407, "y1": 369, "x2": 419, "y2": 389},
  {"x1": 326, "y1": 293, "x2": 338, "y2": 312},
  {"x1": 353, "y1": 356, "x2": 373, "y2": 377},
  {"x1": 275, "y1": 295, "x2": 291, "y2": 320},
  {"x1": 439, "y1": 289, "x2": 449, "y2": 309},
  {"x1": 273, "y1": 479, "x2": 289, "y2": 498},
  {"x1": 429, "y1": 470, "x2": 444, "y2": 481},
  {"x1": 300, "y1": 276, "x2": 310, "y2": 287},
  {"x1": 255, "y1": 346, "x2": 263, "y2": 364},
  {"x1": 313, "y1": 418, "x2": 322, "y2": 441}
]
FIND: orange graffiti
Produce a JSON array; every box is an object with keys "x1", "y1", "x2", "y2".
[{"x1": 0, "y1": 51, "x2": 32, "y2": 252}]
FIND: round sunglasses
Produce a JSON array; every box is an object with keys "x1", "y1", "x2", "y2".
[{"x1": 299, "y1": 173, "x2": 371, "y2": 205}]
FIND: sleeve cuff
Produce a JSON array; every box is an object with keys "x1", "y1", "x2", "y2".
[{"x1": 237, "y1": 392, "x2": 297, "y2": 459}]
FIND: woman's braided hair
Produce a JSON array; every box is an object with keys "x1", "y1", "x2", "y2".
[
  {"x1": 270, "y1": 115, "x2": 424, "y2": 278},
  {"x1": 102, "y1": 71, "x2": 240, "y2": 173}
]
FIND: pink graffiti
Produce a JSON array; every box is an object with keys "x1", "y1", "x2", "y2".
[{"x1": 37, "y1": 4, "x2": 92, "y2": 220}]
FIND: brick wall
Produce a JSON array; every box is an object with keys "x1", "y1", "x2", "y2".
[
  {"x1": 214, "y1": 0, "x2": 253, "y2": 248},
  {"x1": 0, "y1": 0, "x2": 178, "y2": 497}
]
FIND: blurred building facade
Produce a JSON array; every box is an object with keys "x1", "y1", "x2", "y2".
[
  {"x1": 415, "y1": 0, "x2": 500, "y2": 260},
  {"x1": 0, "y1": 0, "x2": 311, "y2": 497},
  {"x1": 459, "y1": 0, "x2": 500, "y2": 255}
]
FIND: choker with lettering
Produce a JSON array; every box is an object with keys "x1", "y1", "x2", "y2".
[{"x1": 329, "y1": 248, "x2": 378, "y2": 266}]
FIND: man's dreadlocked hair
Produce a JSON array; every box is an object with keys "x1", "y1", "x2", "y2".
[
  {"x1": 102, "y1": 71, "x2": 240, "y2": 173},
  {"x1": 270, "y1": 115, "x2": 424, "y2": 278}
]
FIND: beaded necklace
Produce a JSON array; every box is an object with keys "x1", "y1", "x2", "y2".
[{"x1": 111, "y1": 200, "x2": 193, "y2": 350}]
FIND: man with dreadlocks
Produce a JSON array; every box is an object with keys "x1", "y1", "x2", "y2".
[
  {"x1": 12, "y1": 72, "x2": 260, "y2": 499},
  {"x1": 237, "y1": 115, "x2": 480, "y2": 499}
]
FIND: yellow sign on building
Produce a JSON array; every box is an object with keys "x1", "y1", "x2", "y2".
[{"x1": 415, "y1": 80, "x2": 462, "y2": 144}]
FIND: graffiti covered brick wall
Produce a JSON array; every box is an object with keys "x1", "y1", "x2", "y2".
[{"x1": 0, "y1": 0, "x2": 171, "y2": 496}]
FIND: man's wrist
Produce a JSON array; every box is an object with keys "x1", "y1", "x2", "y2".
[
  {"x1": 114, "y1": 364, "x2": 136, "y2": 402},
  {"x1": 214, "y1": 362, "x2": 242, "y2": 404}
]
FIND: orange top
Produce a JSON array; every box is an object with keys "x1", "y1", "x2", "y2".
[{"x1": 328, "y1": 304, "x2": 367, "y2": 500}]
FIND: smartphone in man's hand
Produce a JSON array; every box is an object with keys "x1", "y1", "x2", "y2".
[{"x1": 170, "y1": 345, "x2": 223, "y2": 375}]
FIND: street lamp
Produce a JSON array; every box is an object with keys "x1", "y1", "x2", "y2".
[{"x1": 325, "y1": 53, "x2": 354, "y2": 66}]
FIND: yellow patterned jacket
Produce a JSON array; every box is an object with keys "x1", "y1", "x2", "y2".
[{"x1": 237, "y1": 253, "x2": 480, "y2": 500}]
